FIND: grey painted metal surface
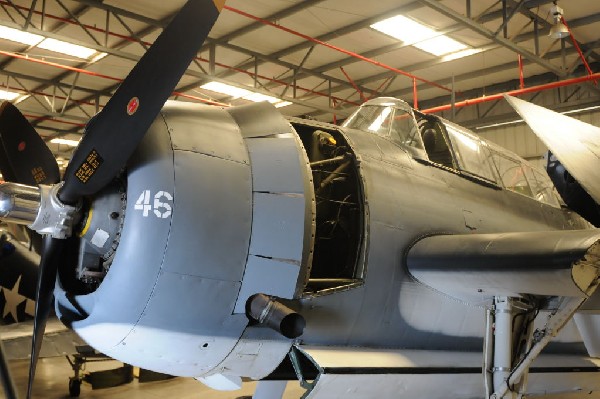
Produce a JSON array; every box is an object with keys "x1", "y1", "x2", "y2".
[
  {"x1": 55, "y1": 103, "x2": 252, "y2": 376},
  {"x1": 39, "y1": 97, "x2": 600, "y2": 398},
  {"x1": 298, "y1": 346, "x2": 600, "y2": 399},
  {"x1": 408, "y1": 230, "x2": 600, "y2": 301}
]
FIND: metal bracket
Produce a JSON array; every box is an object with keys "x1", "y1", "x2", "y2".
[
  {"x1": 29, "y1": 183, "x2": 80, "y2": 239},
  {"x1": 491, "y1": 295, "x2": 591, "y2": 399},
  {"x1": 289, "y1": 347, "x2": 315, "y2": 391}
]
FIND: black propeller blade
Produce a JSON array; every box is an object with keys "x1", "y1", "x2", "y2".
[
  {"x1": 59, "y1": 0, "x2": 223, "y2": 204},
  {"x1": 20, "y1": 1, "x2": 226, "y2": 398},
  {"x1": 27, "y1": 236, "x2": 64, "y2": 399},
  {"x1": 0, "y1": 101, "x2": 60, "y2": 185}
]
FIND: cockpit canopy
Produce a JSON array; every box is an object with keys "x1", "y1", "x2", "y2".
[
  {"x1": 343, "y1": 98, "x2": 427, "y2": 159},
  {"x1": 343, "y1": 98, "x2": 561, "y2": 208}
]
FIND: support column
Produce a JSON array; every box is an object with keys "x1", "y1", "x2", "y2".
[{"x1": 493, "y1": 296, "x2": 513, "y2": 397}]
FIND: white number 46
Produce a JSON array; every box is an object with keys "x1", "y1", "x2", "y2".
[{"x1": 135, "y1": 190, "x2": 173, "y2": 218}]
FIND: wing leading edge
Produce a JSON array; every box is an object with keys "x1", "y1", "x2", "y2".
[{"x1": 406, "y1": 229, "x2": 600, "y2": 304}]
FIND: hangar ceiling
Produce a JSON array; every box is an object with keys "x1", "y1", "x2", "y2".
[{"x1": 0, "y1": 0, "x2": 599, "y2": 164}]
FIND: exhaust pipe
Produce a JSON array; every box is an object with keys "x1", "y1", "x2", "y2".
[{"x1": 246, "y1": 294, "x2": 305, "y2": 339}]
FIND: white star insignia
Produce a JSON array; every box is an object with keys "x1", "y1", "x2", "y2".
[{"x1": 2, "y1": 275, "x2": 26, "y2": 322}]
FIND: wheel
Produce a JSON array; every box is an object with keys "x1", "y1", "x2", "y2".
[{"x1": 69, "y1": 379, "x2": 81, "y2": 397}]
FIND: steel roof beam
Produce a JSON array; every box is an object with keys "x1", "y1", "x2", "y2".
[{"x1": 418, "y1": 0, "x2": 564, "y2": 76}]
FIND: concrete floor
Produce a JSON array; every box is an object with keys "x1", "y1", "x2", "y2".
[{"x1": 5, "y1": 357, "x2": 306, "y2": 399}]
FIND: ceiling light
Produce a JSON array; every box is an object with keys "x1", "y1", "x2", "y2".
[
  {"x1": 242, "y1": 93, "x2": 292, "y2": 107},
  {"x1": 414, "y1": 36, "x2": 467, "y2": 57},
  {"x1": 549, "y1": 3, "x2": 569, "y2": 39},
  {"x1": 51, "y1": 138, "x2": 80, "y2": 147},
  {"x1": 242, "y1": 93, "x2": 281, "y2": 103},
  {"x1": 371, "y1": 15, "x2": 472, "y2": 57},
  {"x1": 0, "y1": 25, "x2": 43, "y2": 46},
  {"x1": 0, "y1": 90, "x2": 21, "y2": 101},
  {"x1": 200, "y1": 81, "x2": 252, "y2": 98},
  {"x1": 201, "y1": 81, "x2": 292, "y2": 107},
  {"x1": 371, "y1": 15, "x2": 437, "y2": 44},
  {"x1": 0, "y1": 24, "x2": 105, "y2": 60},
  {"x1": 38, "y1": 38, "x2": 98, "y2": 59}
]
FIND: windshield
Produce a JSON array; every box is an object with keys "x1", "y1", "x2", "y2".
[{"x1": 343, "y1": 105, "x2": 392, "y2": 136}]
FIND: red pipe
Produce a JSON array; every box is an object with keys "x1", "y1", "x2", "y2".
[
  {"x1": 413, "y1": 78, "x2": 418, "y2": 109},
  {"x1": 367, "y1": 77, "x2": 392, "y2": 101},
  {"x1": 561, "y1": 16, "x2": 593, "y2": 77},
  {"x1": 224, "y1": 6, "x2": 453, "y2": 93},
  {"x1": 0, "y1": 49, "x2": 122, "y2": 81},
  {"x1": 421, "y1": 72, "x2": 600, "y2": 114},
  {"x1": 0, "y1": 2, "x2": 359, "y2": 108},
  {"x1": 518, "y1": 54, "x2": 524, "y2": 89},
  {"x1": 340, "y1": 67, "x2": 366, "y2": 102}
]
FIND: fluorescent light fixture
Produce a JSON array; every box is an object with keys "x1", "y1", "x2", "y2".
[
  {"x1": 200, "y1": 81, "x2": 252, "y2": 98},
  {"x1": 563, "y1": 105, "x2": 600, "y2": 115},
  {"x1": 0, "y1": 90, "x2": 21, "y2": 101},
  {"x1": 51, "y1": 138, "x2": 80, "y2": 147},
  {"x1": 0, "y1": 25, "x2": 43, "y2": 46},
  {"x1": 475, "y1": 119, "x2": 522, "y2": 130},
  {"x1": 242, "y1": 92, "x2": 281, "y2": 103},
  {"x1": 38, "y1": 38, "x2": 97, "y2": 59},
  {"x1": 0, "y1": 25, "x2": 105, "y2": 60},
  {"x1": 371, "y1": 15, "x2": 436, "y2": 44},
  {"x1": 371, "y1": 14, "x2": 470, "y2": 57},
  {"x1": 476, "y1": 104, "x2": 600, "y2": 131},
  {"x1": 201, "y1": 81, "x2": 292, "y2": 107},
  {"x1": 413, "y1": 36, "x2": 467, "y2": 57}
]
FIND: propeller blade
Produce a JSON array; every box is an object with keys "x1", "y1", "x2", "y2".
[
  {"x1": 0, "y1": 101, "x2": 60, "y2": 185},
  {"x1": 59, "y1": 0, "x2": 225, "y2": 204},
  {"x1": 27, "y1": 236, "x2": 64, "y2": 399}
]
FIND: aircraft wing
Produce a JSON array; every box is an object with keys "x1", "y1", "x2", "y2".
[
  {"x1": 504, "y1": 94, "x2": 600, "y2": 204},
  {"x1": 0, "y1": 317, "x2": 84, "y2": 359},
  {"x1": 407, "y1": 229, "x2": 600, "y2": 304}
]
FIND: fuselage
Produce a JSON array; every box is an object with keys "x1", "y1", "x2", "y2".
[{"x1": 52, "y1": 98, "x2": 594, "y2": 384}]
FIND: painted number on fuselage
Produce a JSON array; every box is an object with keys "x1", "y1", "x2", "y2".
[{"x1": 134, "y1": 190, "x2": 173, "y2": 218}]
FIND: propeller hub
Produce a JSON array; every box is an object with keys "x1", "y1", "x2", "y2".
[
  {"x1": 29, "y1": 183, "x2": 81, "y2": 239},
  {"x1": 0, "y1": 182, "x2": 41, "y2": 225}
]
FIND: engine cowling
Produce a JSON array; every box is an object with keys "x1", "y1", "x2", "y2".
[{"x1": 54, "y1": 101, "x2": 315, "y2": 378}]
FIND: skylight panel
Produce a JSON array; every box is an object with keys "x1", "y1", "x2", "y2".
[
  {"x1": 413, "y1": 36, "x2": 467, "y2": 57},
  {"x1": 37, "y1": 38, "x2": 98, "y2": 59},
  {"x1": 51, "y1": 138, "x2": 80, "y2": 147},
  {"x1": 274, "y1": 101, "x2": 292, "y2": 108},
  {"x1": 371, "y1": 15, "x2": 437, "y2": 44},
  {"x1": 0, "y1": 26, "x2": 43, "y2": 46},
  {"x1": 371, "y1": 14, "x2": 475, "y2": 58},
  {"x1": 200, "y1": 81, "x2": 252, "y2": 98},
  {"x1": 0, "y1": 25, "x2": 106, "y2": 60},
  {"x1": 242, "y1": 93, "x2": 281, "y2": 103},
  {"x1": 0, "y1": 90, "x2": 21, "y2": 101},
  {"x1": 201, "y1": 81, "x2": 292, "y2": 107}
]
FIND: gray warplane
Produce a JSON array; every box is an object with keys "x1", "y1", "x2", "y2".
[{"x1": 1, "y1": 1, "x2": 600, "y2": 399}]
